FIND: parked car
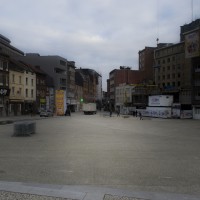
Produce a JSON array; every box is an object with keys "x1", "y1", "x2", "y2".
[{"x1": 40, "y1": 110, "x2": 53, "y2": 117}]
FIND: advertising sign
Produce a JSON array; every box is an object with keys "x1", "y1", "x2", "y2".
[
  {"x1": 149, "y1": 95, "x2": 173, "y2": 107},
  {"x1": 55, "y1": 90, "x2": 64, "y2": 115},
  {"x1": 185, "y1": 31, "x2": 200, "y2": 58}
]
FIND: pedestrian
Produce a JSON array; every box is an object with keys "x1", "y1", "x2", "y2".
[
  {"x1": 139, "y1": 112, "x2": 143, "y2": 120},
  {"x1": 110, "y1": 109, "x2": 112, "y2": 117}
]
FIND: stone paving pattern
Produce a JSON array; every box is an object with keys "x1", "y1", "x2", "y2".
[
  {"x1": 104, "y1": 194, "x2": 147, "y2": 200},
  {"x1": 0, "y1": 190, "x2": 75, "y2": 200},
  {"x1": 0, "y1": 112, "x2": 200, "y2": 199}
]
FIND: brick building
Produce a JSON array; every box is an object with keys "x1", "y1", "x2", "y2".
[
  {"x1": 108, "y1": 66, "x2": 143, "y2": 109},
  {"x1": 138, "y1": 46, "x2": 156, "y2": 84}
]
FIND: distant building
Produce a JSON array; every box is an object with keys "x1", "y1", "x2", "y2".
[
  {"x1": 14, "y1": 54, "x2": 73, "y2": 112},
  {"x1": 0, "y1": 34, "x2": 24, "y2": 57},
  {"x1": 154, "y1": 42, "x2": 189, "y2": 104},
  {"x1": 75, "y1": 68, "x2": 101, "y2": 110},
  {"x1": 180, "y1": 19, "x2": 200, "y2": 42},
  {"x1": 108, "y1": 66, "x2": 143, "y2": 109},
  {"x1": 138, "y1": 46, "x2": 156, "y2": 84}
]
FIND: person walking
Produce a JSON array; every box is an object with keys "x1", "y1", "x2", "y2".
[
  {"x1": 139, "y1": 112, "x2": 143, "y2": 120},
  {"x1": 110, "y1": 109, "x2": 112, "y2": 117}
]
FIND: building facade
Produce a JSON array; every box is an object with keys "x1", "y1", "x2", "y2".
[
  {"x1": 139, "y1": 46, "x2": 156, "y2": 84},
  {"x1": 14, "y1": 54, "x2": 70, "y2": 113},
  {"x1": 154, "y1": 42, "x2": 189, "y2": 104},
  {"x1": 108, "y1": 66, "x2": 143, "y2": 109},
  {"x1": 0, "y1": 54, "x2": 9, "y2": 116}
]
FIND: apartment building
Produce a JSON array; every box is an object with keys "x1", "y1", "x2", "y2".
[
  {"x1": 8, "y1": 59, "x2": 36, "y2": 115},
  {"x1": 154, "y1": 42, "x2": 189, "y2": 104},
  {"x1": 0, "y1": 54, "x2": 9, "y2": 116}
]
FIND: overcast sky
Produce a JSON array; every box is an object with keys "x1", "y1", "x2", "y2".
[{"x1": 1, "y1": 0, "x2": 200, "y2": 90}]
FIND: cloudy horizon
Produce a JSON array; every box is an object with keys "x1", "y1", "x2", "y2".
[{"x1": 1, "y1": 0, "x2": 200, "y2": 90}]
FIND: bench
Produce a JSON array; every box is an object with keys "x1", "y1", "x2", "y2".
[{"x1": 13, "y1": 121, "x2": 36, "y2": 137}]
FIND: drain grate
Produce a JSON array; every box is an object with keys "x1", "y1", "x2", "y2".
[{"x1": 104, "y1": 194, "x2": 148, "y2": 200}]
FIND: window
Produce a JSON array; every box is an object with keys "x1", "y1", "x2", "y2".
[
  {"x1": 12, "y1": 87, "x2": 15, "y2": 95},
  {"x1": 0, "y1": 74, "x2": 3, "y2": 85},
  {"x1": 0, "y1": 97, "x2": 3, "y2": 105},
  {"x1": 3, "y1": 62, "x2": 8, "y2": 71},
  {"x1": 26, "y1": 78, "x2": 28, "y2": 85},
  {"x1": 6, "y1": 75, "x2": 9, "y2": 86},
  {"x1": 31, "y1": 79, "x2": 34, "y2": 86},
  {"x1": 26, "y1": 89, "x2": 28, "y2": 97},
  {"x1": 12, "y1": 74, "x2": 15, "y2": 83},
  {"x1": 60, "y1": 60, "x2": 66, "y2": 66},
  {"x1": 31, "y1": 89, "x2": 34, "y2": 98},
  {"x1": 19, "y1": 88, "x2": 22, "y2": 95},
  {"x1": 167, "y1": 74, "x2": 170, "y2": 79},
  {"x1": 167, "y1": 66, "x2": 170, "y2": 70},
  {"x1": 0, "y1": 61, "x2": 3, "y2": 70}
]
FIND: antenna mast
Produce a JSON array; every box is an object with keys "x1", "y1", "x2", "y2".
[
  {"x1": 156, "y1": 0, "x2": 159, "y2": 45},
  {"x1": 191, "y1": 0, "x2": 194, "y2": 21}
]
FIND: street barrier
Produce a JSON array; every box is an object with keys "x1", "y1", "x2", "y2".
[{"x1": 13, "y1": 122, "x2": 36, "y2": 137}]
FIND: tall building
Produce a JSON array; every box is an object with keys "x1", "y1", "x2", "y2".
[
  {"x1": 138, "y1": 46, "x2": 156, "y2": 84},
  {"x1": 154, "y1": 42, "x2": 189, "y2": 103},
  {"x1": 181, "y1": 19, "x2": 200, "y2": 119}
]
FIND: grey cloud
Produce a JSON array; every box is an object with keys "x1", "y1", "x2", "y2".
[{"x1": 1, "y1": 0, "x2": 200, "y2": 90}]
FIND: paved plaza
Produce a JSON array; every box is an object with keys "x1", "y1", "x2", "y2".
[{"x1": 0, "y1": 112, "x2": 200, "y2": 199}]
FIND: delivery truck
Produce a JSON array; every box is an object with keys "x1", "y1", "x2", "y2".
[{"x1": 82, "y1": 103, "x2": 97, "y2": 115}]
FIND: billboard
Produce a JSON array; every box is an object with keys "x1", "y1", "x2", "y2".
[
  {"x1": 149, "y1": 95, "x2": 173, "y2": 107},
  {"x1": 185, "y1": 31, "x2": 200, "y2": 58},
  {"x1": 55, "y1": 90, "x2": 64, "y2": 115}
]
